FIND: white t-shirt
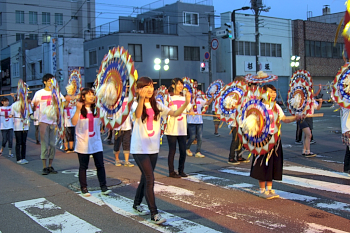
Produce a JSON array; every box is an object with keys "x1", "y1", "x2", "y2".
[
  {"x1": 130, "y1": 102, "x2": 170, "y2": 154},
  {"x1": 0, "y1": 106, "x2": 14, "y2": 130},
  {"x1": 11, "y1": 104, "x2": 33, "y2": 131},
  {"x1": 187, "y1": 98, "x2": 206, "y2": 124},
  {"x1": 32, "y1": 89, "x2": 65, "y2": 125},
  {"x1": 33, "y1": 104, "x2": 40, "y2": 126},
  {"x1": 64, "y1": 104, "x2": 77, "y2": 127},
  {"x1": 164, "y1": 95, "x2": 191, "y2": 136},
  {"x1": 265, "y1": 103, "x2": 284, "y2": 134},
  {"x1": 74, "y1": 107, "x2": 103, "y2": 154},
  {"x1": 341, "y1": 107, "x2": 350, "y2": 134},
  {"x1": 114, "y1": 100, "x2": 136, "y2": 131}
]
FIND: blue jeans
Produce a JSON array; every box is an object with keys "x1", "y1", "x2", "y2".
[
  {"x1": 78, "y1": 151, "x2": 107, "y2": 189},
  {"x1": 1, "y1": 129, "x2": 13, "y2": 149},
  {"x1": 186, "y1": 124, "x2": 203, "y2": 153}
]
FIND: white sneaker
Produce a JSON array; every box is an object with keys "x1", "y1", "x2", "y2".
[
  {"x1": 8, "y1": 154, "x2": 14, "y2": 158},
  {"x1": 186, "y1": 149, "x2": 193, "y2": 156},
  {"x1": 195, "y1": 152, "x2": 205, "y2": 158},
  {"x1": 124, "y1": 161, "x2": 134, "y2": 167},
  {"x1": 22, "y1": 159, "x2": 29, "y2": 164},
  {"x1": 151, "y1": 214, "x2": 166, "y2": 225},
  {"x1": 17, "y1": 160, "x2": 24, "y2": 164},
  {"x1": 133, "y1": 205, "x2": 150, "y2": 215},
  {"x1": 268, "y1": 189, "x2": 280, "y2": 198}
]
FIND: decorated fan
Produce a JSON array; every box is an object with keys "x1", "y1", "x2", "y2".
[
  {"x1": 332, "y1": 63, "x2": 350, "y2": 109},
  {"x1": 182, "y1": 77, "x2": 195, "y2": 97},
  {"x1": 237, "y1": 87, "x2": 280, "y2": 157},
  {"x1": 155, "y1": 85, "x2": 170, "y2": 143},
  {"x1": 214, "y1": 81, "x2": 247, "y2": 124},
  {"x1": 245, "y1": 71, "x2": 278, "y2": 84},
  {"x1": 12, "y1": 80, "x2": 30, "y2": 126},
  {"x1": 287, "y1": 79, "x2": 313, "y2": 115},
  {"x1": 66, "y1": 68, "x2": 82, "y2": 105},
  {"x1": 95, "y1": 46, "x2": 138, "y2": 129},
  {"x1": 197, "y1": 90, "x2": 209, "y2": 114},
  {"x1": 289, "y1": 70, "x2": 313, "y2": 88},
  {"x1": 206, "y1": 79, "x2": 224, "y2": 99}
]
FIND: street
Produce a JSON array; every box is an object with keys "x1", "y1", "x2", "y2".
[{"x1": 1, "y1": 106, "x2": 350, "y2": 233}]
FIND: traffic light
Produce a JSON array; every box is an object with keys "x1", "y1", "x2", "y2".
[
  {"x1": 200, "y1": 62, "x2": 208, "y2": 72},
  {"x1": 235, "y1": 21, "x2": 244, "y2": 40},
  {"x1": 57, "y1": 69, "x2": 64, "y2": 81},
  {"x1": 222, "y1": 22, "x2": 234, "y2": 39}
]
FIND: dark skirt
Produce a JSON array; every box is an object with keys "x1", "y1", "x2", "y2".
[
  {"x1": 250, "y1": 137, "x2": 283, "y2": 181},
  {"x1": 298, "y1": 117, "x2": 313, "y2": 130}
]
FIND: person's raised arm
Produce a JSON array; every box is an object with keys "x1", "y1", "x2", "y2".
[
  {"x1": 168, "y1": 91, "x2": 191, "y2": 117},
  {"x1": 71, "y1": 102, "x2": 82, "y2": 126},
  {"x1": 315, "y1": 98, "x2": 323, "y2": 110}
]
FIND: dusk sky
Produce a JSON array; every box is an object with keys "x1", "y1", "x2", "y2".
[{"x1": 95, "y1": 0, "x2": 347, "y2": 27}]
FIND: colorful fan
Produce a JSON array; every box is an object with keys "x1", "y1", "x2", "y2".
[
  {"x1": 206, "y1": 79, "x2": 224, "y2": 99},
  {"x1": 12, "y1": 80, "x2": 30, "y2": 126},
  {"x1": 245, "y1": 71, "x2": 278, "y2": 84},
  {"x1": 155, "y1": 85, "x2": 170, "y2": 143},
  {"x1": 290, "y1": 70, "x2": 313, "y2": 88},
  {"x1": 182, "y1": 77, "x2": 195, "y2": 97},
  {"x1": 237, "y1": 87, "x2": 280, "y2": 157},
  {"x1": 287, "y1": 79, "x2": 313, "y2": 115},
  {"x1": 332, "y1": 63, "x2": 350, "y2": 109},
  {"x1": 66, "y1": 68, "x2": 82, "y2": 105},
  {"x1": 95, "y1": 46, "x2": 138, "y2": 130},
  {"x1": 214, "y1": 81, "x2": 247, "y2": 124}
]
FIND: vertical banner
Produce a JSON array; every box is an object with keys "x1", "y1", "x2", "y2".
[{"x1": 51, "y1": 38, "x2": 57, "y2": 75}]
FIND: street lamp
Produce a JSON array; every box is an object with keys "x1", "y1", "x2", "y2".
[
  {"x1": 154, "y1": 58, "x2": 169, "y2": 86},
  {"x1": 291, "y1": 55, "x2": 300, "y2": 72},
  {"x1": 231, "y1": 6, "x2": 250, "y2": 82}
]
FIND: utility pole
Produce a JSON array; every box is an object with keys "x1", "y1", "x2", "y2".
[
  {"x1": 251, "y1": 0, "x2": 270, "y2": 73},
  {"x1": 208, "y1": 14, "x2": 212, "y2": 84}
]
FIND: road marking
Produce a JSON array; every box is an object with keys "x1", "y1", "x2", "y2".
[
  {"x1": 13, "y1": 198, "x2": 101, "y2": 233},
  {"x1": 283, "y1": 166, "x2": 350, "y2": 179},
  {"x1": 62, "y1": 169, "x2": 97, "y2": 177},
  {"x1": 80, "y1": 191, "x2": 221, "y2": 233},
  {"x1": 306, "y1": 223, "x2": 349, "y2": 233}
]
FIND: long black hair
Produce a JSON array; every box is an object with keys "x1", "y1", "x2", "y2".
[
  {"x1": 79, "y1": 87, "x2": 97, "y2": 118},
  {"x1": 168, "y1": 78, "x2": 184, "y2": 96},
  {"x1": 137, "y1": 77, "x2": 161, "y2": 123}
]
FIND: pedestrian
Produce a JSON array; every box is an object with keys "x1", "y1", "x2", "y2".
[
  {"x1": 250, "y1": 84, "x2": 300, "y2": 199},
  {"x1": 10, "y1": 99, "x2": 33, "y2": 164},
  {"x1": 71, "y1": 87, "x2": 111, "y2": 197},
  {"x1": 131, "y1": 76, "x2": 190, "y2": 224},
  {"x1": 341, "y1": 107, "x2": 350, "y2": 175},
  {"x1": 32, "y1": 73, "x2": 65, "y2": 175},
  {"x1": 0, "y1": 97, "x2": 14, "y2": 157},
  {"x1": 165, "y1": 78, "x2": 192, "y2": 178},
  {"x1": 212, "y1": 100, "x2": 220, "y2": 136},
  {"x1": 63, "y1": 97, "x2": 76, "y2": 153}
]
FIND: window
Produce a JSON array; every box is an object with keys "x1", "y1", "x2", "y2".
[
  {"x1": 183, "y1": 12, "x2": 199, "y2": 26},
  {"x1": 16, "y1": 10, "x2": 24, "y2": 24},
  {"x1": 16, "y1": 33, "x2": 25, "y2": 41},
  {"x1": 30, "y1": 63, "x2": 35, "y2": 80},
  {"x1": 71, "y1": 16, "x2": 78, "y2": 20},
  {"x1": 0, "y1": 12, "x2": 2, "y2": 26},
  {"x1": 55, "y1": 13, "x2": 63, "y2": 25},
  {"x1": 259, "y1": 42, "x2": 281, "y2": 57},
  {"x1": 12, "y1": 63, "x2": 19, "y2": 77},
  {"x1": 29, "y1": 11, "x2": 38, "y2": 24},
  {"x1": 315, "y1": 41, "x2": 321, "y2": 57},
  {"x1": 260, "y1": 43, "x2": 266, "y2": 56},
  {"x1": 184, "y1": 46, "x2": 200, "y2": 61},
  {"x1": 161, "y1": 45, "x2": 178, "y2": 60},
  {"x1": 29, "y1": 34, "x2": 38, "y2": 40},
  {"x1": 236, "y1": 41, "x2": 256, "y2": 56},
  {"x1": 39, "y1": 60, "x2": 43, "y2": 73},
  {"x1": 89, "y1": 49, "x2": 97, "y2": 66},
  {"x1": 42, "y1": 12, "x2": 50, "y2": 25},
  {"x1": 276, "y1": 44, "x2": 281, "y2": 57},
  {"x1": 58, "y1": 34, "x2": 64, "y2": 38},
  {"x1": 128, "y1": 44, "x2": 142, "y2": 62}
]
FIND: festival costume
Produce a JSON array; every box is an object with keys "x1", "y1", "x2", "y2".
[
  {"x1": 186, "y1": 98, "x2": 206, "y2": 153},
  {"x1": 0, "y1": 105, "x2": 14, "y2": 151}
]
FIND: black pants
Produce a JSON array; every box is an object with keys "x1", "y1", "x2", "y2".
[
  {"x1": 167, "y1": 135, "x2": 186, "y2": 174},
  {"x1": 296, "y1": 124, "x2": 313, "y2": 141},
  {"x1": 228, "y1": 127, "x2": 242, "y2": 162},
  {"x1": 78, "y1": 151, "x2": 107, "y2": 189},
  {"x1": 344, "y1": 146, "x2": 350, "y2": 172},
  {"x1": 14, "y1": 130, "x2": 28, "y2": 161},
  {"x1": 133, "y1": 153, "x2": 158, "y2": 216}
]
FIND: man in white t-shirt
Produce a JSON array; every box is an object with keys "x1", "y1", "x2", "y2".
[{"x1": 33, "y1": 73, "x2": 66, "y2": 175}]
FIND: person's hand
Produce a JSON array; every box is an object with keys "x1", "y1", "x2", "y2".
[
  {"x1": 185, "y1": 91, "x2": 191, "y2": 104},
  {"x1": 316, "y1": 98, "x2": 323, "y2": 102},
  {"x1": 137, "y1": 88, "x2": 147, "y2": 99},
  {"x1": 318, "y1": 84, "x2": 322, "y2": 89},
  {"x1": 76, "y1": 101, "x2": 83, "y2": 110},
  {"x1": 65, "y1": 95, "x2": 72, "y2": 102}
]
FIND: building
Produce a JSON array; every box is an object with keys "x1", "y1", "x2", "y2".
[{"x1": 84, "y1": 1, "x2": 214, "y2": 90}]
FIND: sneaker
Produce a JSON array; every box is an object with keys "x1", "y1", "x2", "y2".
[
  {"x1": 8, "y1": 154, "x2": 14, "y2": 158},
  {"x1": 192, "y1": 139, "x2": 197, "y2": 145},
  {"x1": 151, "y1": 214, "x2": 166, "y2": 225},
  {"x1": 115, "y1": 160, "x2": 122, "y2": 167},
  {"x1": 66, "y1": 149, "x2": 74, "y2": 154},
  {"x1": 303, "y1": 152, "x2": 316, "y2": 158},
  {"x1": 124, "y1": 161, "x2": 135, "y2": 167},
  {"x1": 17, "y1": 160, "x2": 24, "y2": 164},
  {"x1": 81, "y1": 188, "x2": 91, "y2": 197},
  {"x1": 214, "y1": 133, "x2": 220, "y2": 137},
  {"x1": 48, "y1": 166, "x2": 58, "y2": 174},
  {"x1": 133, "y1": 205, "x2": 149, "y2": 215},
  {"x1": 227, "y1": 159, "x2": 240, "y2": 165},
  {"x1": 169, "y1": 172, "x2": 181, "y2": 178},
  {"x1": 237, "y1": 157, "x2": 250, "y2": 163},
  {"x1": 42, "y1": 167, "x2": 49, "y2": 175},
  {"x1": 258, "y1": 190, "x2": 274, "y2": 199},
  {"x1": 179, "y1": 172, "x2": 188, "y2": 177},
  {"x1": 195, "y1": 152, "x2": 205, "y2": 158},
  {"x1": 101, "y1": 186, "x2": 112, "y2": 195},
  {"x1": 64, "y1": 149, "x2": 69, "y2": 153},
  {"x1": 295, "y1": 141, "x2": 303, "y2": 145},
  {"x1": 186, "y1": 149, "x2": 193, "y2": 156},
  {"x1": 310, "y1": 140, "x2": 316, "y2": 144},
  {"x1": 268, "y1": 189, "x2": 280, "y2": 198},
  {"x1": 22, "y1": 159, "x2": 29, "y2": 164}
]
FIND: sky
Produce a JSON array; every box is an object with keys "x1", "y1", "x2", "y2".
[{"x1": 95, "y1": 0, "x2": 347, "y2": 27}]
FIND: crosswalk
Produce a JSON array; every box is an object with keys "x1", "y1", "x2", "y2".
[{"x1": 10, "y1": 164, "x2": 350, "y2": 233}]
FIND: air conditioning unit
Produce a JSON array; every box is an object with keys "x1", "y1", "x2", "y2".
[{"x1": 131, "y1": 30, "x2": 137, "y2": 33}]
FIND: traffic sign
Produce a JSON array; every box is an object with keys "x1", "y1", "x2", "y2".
[
  {"x1": 216, "y1": 30, "x2": 227, "y2": 37},
  {"x1": 204, "y1": 52, "x2": 210, "y2": 60},
  {"x1": 211, "y1": 39, "x2": 219, "y2": 50}
]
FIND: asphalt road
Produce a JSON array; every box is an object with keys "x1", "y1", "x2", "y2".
[{"x1": 1, "y1": 105, "x2": 350, "y2": 233}]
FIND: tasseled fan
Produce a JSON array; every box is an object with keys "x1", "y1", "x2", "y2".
[
  {"x1": 257, "y1": 70, "x2": 268, "y2": 78},
  {"x1": 242, "y1": 114, "x2": 259, "y2": 137},
  {"x1": 290, "y1": 93, "x2": 302, "y2": 109},
  {"x1": 43, "y1": 105, "x2": 57, "y2": 121},
  {"x1": 344, "y1": 76, "x2": 350, "y2": 94},
  {"x1": 66, "y1": 82, "x2": 75, "y2": 96},
  {"x1": 96, "y1": 82, "x2": 118, "y2": 106},
  {"x1": 223, "y1": 96, "x2": 238, "y2": 109}
]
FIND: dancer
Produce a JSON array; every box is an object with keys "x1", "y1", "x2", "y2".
[
  {"x1": 131, "y1": 76, "x2": 190, "y2": 224},
  {"x1": 165, "y1": 78, "x2": 192, "y2": 178},
  {"x1": 63, "y1": 97, "x2": 76, "y2": 153},
  {"x1": 0, "y1": 97, "x2": 14, "y2": 157},
  {"x1": 71, "y1": 88, "x2": 111, "y2": 197},
  {"x1": 250, "y1": 84, "x2": 300, "y2": 199}
]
